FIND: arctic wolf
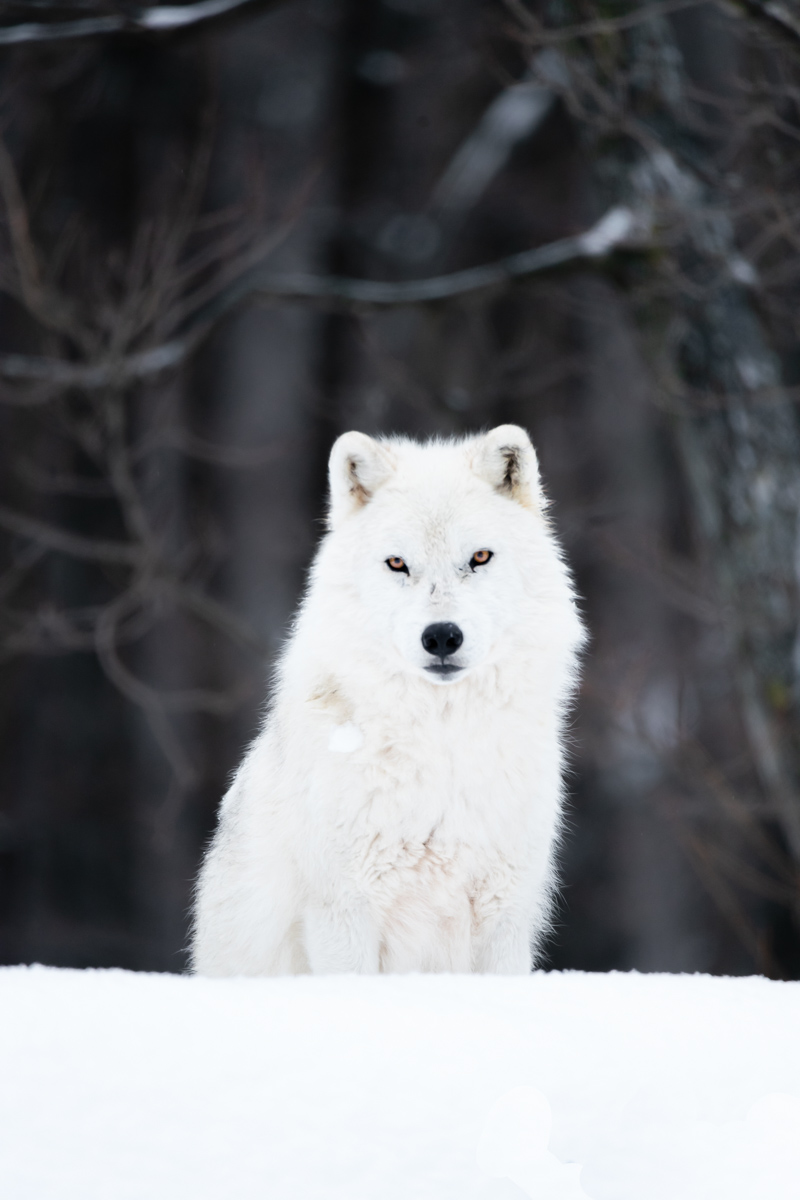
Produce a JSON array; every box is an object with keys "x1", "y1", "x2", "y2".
[{"x1": 192, "y1": 425, "x2": 584, "y2": 975}]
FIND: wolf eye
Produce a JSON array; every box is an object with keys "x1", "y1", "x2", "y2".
[
  {"x1": 470, "y1": 549, "x2": 493, "y2": 569},
  {"x1": 386, "y1": 556, "x2": 409, "y2": 575}
]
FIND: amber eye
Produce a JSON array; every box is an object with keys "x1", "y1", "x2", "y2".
[
  {"x1": 470, "y1": 549, "x2": 493, "y2": 569},
  {"x1": 386, "y1": 556, "x2": 409, "y2": 575}
]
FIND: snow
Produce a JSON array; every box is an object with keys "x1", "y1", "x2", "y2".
[
  {"x1": 1, "y1": 967, "x2": 798, "y2": 1199},
  {"x1": 580, "y1": 206, "x2": 636, "y2": 257}
]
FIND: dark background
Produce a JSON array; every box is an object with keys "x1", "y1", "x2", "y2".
[{"x1": 1, "y1": 0, "x2": 800, "y2": 978}]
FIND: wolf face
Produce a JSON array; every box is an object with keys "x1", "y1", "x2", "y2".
[{"x1": 315, "y1": 425, "x2": 571, "y2": 685}]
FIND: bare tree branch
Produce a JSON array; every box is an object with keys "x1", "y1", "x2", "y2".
[
  {"x1": 0, "y1": 342, "x2": 191, "y2": 389},
  {"x1": 0, "y1": 504, "x2": 140, "y2": 564},
  {"x1": 669, "y1": 816, "x2": 775, "y2": 973},
  {"x1": 249, "y1": 205, "x2": 646, "y2": 303},
  {"x1": 172, "y1": 582, "x2": 269, "y2": 653},
  {"x1": 733, "y1": 1, "x2": 800, "y2": 46},
  {"x1": 0, "y1": 206, "x2": 648, "y2": 390},
  {"x1": 431, "y1": 50, "x2": 564, "y2": 217},
  {"x1": 0, "y1": 0, "x2": 279, "y2": 47},
  {"x1": 95, "y1": 593, "x2": 197, "y2": 786},
  {"x1": 502, "y1": 0, "x2": 710, "y2": 46},
  {"x1": 0, "y1": 133, "x2": 92, "y2": 353},
  {"x1": 95, "y1": 594, "x2": 252, "y2": 716},
  {"x1": 0, "y1": 542, "x2": 45, "y2": 603},
  {"x1": 134, "y1": 427, "x2": 296, "y2": 468},
  {"x1": 1, "y1": 615, "x2": 99, "y2": 661},
  {"x1": 679, "y1": 740, "x2": 798, "y2": 882}
]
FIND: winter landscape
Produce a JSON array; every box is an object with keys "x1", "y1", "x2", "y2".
[
  {"x1": 3, "y1": 5, "x2": 800, "y2": 1199},
  {"x1": 2, "y1": 965, "x2": 799, "y2": 1199}
]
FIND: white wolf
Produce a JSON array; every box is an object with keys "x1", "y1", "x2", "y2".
[{"x1": 192, "y1": 425, "x2": 584, "y2": 975}]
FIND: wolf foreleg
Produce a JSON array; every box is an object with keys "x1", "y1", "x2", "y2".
[
  {"x1": 474, "y1": 910, "x2": 535, "y2": 974},
  {"x1": 303, "y1": 903, "x2": 380, "y2": 973}
]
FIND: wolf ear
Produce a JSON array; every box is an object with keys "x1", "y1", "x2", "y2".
[
  {"x1": 472, "y1": 425, "x2": 542, "y2": 510},
  {"x1": 328, "y1": 432, "x2": 396, "y2": 529}
]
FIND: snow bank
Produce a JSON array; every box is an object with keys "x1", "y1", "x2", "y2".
[{"x1": 1, "y1": 967, "x2": 798, "y2": 1199}]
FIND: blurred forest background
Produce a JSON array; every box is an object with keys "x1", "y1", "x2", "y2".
[{"x1": 2, "y1": 0, "x2": 800, "y2": 978}]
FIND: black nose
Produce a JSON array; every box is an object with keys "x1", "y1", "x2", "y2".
[{"x1": 421, "y1": 622, "x2": 463, "y2": 659}]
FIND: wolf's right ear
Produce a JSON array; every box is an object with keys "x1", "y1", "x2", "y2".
[{"x1": 328, "y1": 432, "x2": 396, "y2": 530}]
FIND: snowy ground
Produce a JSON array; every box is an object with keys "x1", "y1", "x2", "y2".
[{"x1": 1, "y1": 967, "x2": 799, "y2": 1199}]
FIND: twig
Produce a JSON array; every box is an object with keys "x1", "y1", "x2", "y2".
[
  {"x1": 0, "y1": 341, "x2": 198, "y2": 389},
  {"x1": 173, "y1": 582, "x2": 269, "y2": 653},
  {"x1": 0, "y1": 0, "x2": 276, "y2": 47},
  {"x1": 503, "y1": 0, "x2": 710, "y2": 46},
  {"x1": 670, "y1": 817, "x2": 775, "y2": 973},
  {"x1": 732, "y1": 0, "x2": 800, "y2": 46},
  {"x1": 0, "y1": 541, "x2": 45, "y2": 602},
  {"x1": 0, "y1": 503, "x2": 140, "y2": 564},
  {"x1": 679, "y1": 740, "x2": 797, "y2": 882},
  {"x1": 0, "y1": 133, "x2": 91, "y2": 352},
  {"x1": 134, "y1": 427, "x2": 296, "y2": 468},
  {"x1": 95, "y1": 593, "x2": 197, "y2": 786},
  {"x1": 1, "y1": 605, "x2": 103, "y2": 659},
  {"x1": 431, "y1": 49, "x2": 563, "y2": 217}
]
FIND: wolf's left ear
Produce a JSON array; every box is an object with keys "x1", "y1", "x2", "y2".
[
  {"x1": 328, "y1": 431, "x2": 396, "y2": 529},
  {"x1": 472, "y1": 425, "x2": 543, "y2": 510}
]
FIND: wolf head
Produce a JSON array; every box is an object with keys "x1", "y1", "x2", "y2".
[{"x1": 308, "y1": 426, "x2": 581, "y2": 686}]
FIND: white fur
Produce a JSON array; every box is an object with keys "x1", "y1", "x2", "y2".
[{"x1": 192, "y1": 426, "x2": 585, "y2": 976}]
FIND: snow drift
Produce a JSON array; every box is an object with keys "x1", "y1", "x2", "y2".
[{"x1": 1, "y1": 967, "x2": 798, "y2": 1199}]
